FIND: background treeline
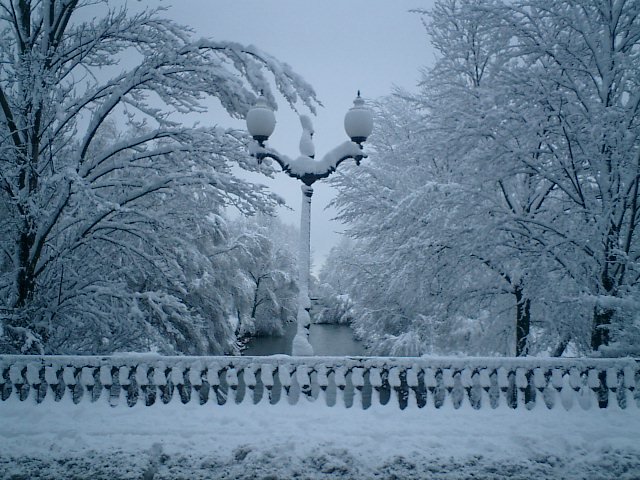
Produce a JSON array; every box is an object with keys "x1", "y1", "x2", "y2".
[{"x1": 324, "y1": 0, "x2": 640, "y2": 357}]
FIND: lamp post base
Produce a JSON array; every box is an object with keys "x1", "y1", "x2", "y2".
[{"x1": 292, "y1": 332, "x2": 314, "y2": 356}]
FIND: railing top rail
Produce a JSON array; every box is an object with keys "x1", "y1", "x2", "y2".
[{"x1": 1, "y1": 354, "x2": 637, "y2": 369}]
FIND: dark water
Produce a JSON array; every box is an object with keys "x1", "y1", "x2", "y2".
[{"x1": 242, "y1": 323, "x2": 365, "y2": 356}]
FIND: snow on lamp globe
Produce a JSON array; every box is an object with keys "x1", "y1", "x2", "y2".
[
  {"x1": 246, "y1": 92, "x2": 276, "y2": 146},
  {"x1": 344, "y1": 91, "x2": 374, "y2": 145}
]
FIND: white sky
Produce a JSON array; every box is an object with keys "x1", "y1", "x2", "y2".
[{"x1": 141, "y1": 0, "x2": 436, "y2": 270}]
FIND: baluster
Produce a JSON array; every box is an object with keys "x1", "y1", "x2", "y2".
[
  {"x1": 110, "y1": 365, "x2": 124, "y2": 406},
  {"x1": 45, "y1": 366, "x2": 62, "y2": 402},
  {"x1": 61, "y1": 366, "x2": 73, "y2": 402},
  {"x1": 388, "y1": 367, "x2": 405, "y2": 409},
  {"x1": 538, "y1": 368, "x2": 554, "y2": 409},
  {"x1": 124, "y1": 365, "x2": 140, "y2": 407},
  {"x1": 344, "y1": 367, "x2": 356, "y2": 408},
  {"x1": 351, "y1": 367, "x2": 365, "y2": 409},
  {"x1": 443, "y1": 368, "x2": 455, "y2": 408},
  {"x1": 533, "y1": 367, "x2": 546, "y2": 408},
  {"x1": 569, "y1": 367, "x2": 581, "y2": 390},
  {"x1": 607, "y1": 368, "x2": 623, "y2": 409},
  {"x1": 459, "y1": 368, "x2": 473, "y2": 409},
  {"x1": 154, "y1": 364, "x2": 172, "y2": 405},
  {"x1": 575, "y1": 369, "x2": 592, "y2": 410},
  {"x1": 116, "y1": 366, "x2": 130, "y2": 406},
  {"x1": 243, "y1": 366, "x2": 258, "y2": 405},
  {"x1": 207, "y1": 364, "x2": 224, "y2": 405},
  {"x1": 368, "y1": 367, "x2": 383, "y2": 408},
  {"x1": 260, "y1": 364, "x2": 275, "y2": 405},
  {"x1": 188, "y1": 364, "x2": 204, "y2": 405},
  {"x1": 63, "y1": 366, "x2": 80, "y2": 404},
  {"x1": 277, "y1": 364, "x2": 294, "y2": 405},
  {"x1": 170, "y1": 366, "x2": 188, "y2": 404},
  {"x1": 623, "y1": 366, "x2": 636, "y2": 410},
  {"x1": 469, "y1": 369, "x2": 483, "y2": 410},
  {"x1": 550, "y1": 367, "x2": 564, "y2": 390},
  {"x1": 164, "y1": 364, "x2": 176, "y2": 404},
  {"x1": 296, "y1": 365, "x2": 312, "y2": 402},
  {"x1": 429, "y1": 368, "x2": 446, "y2": 408},
  {"x1": 593, "y1": 368, "x2": 608, "y2": 408},
  {"x1": 593, "y1": 368, "x2": 610, "y2": 409},
  {"x1": 487, "y1": 369, "x2": 500, "y2": 409},
  {"x1": 10, "y1": 364, "x2": 28, "y2": 401},
  {"x1": 571, "y1": 368, "x2": 582, "y2": 408},
  {"x1": 118, "y1": 366, "x2": 130, "y2": 387},
  {"x1": 225, "y1": 367, "x2": 240, "y2": 404},
  {"x1": 451, "y1": 370, "x2": 465, "y2": 409},
  {"x1": 479, "y1": 368, "x2": 492, "y2": 409},
  {"x1": 136, "y1": 364, "x2": 155, "y2": 406},
  {"x1": 79, "y1": 367, "x2": 96, "y2": 404},
  {"x1": 585, "y1": 368, "x2": 599, "y2": 409},
  {"x1": 405, "y1": 366, "x2": 419, "y2": 409},
  {"x1": 26, "y1": 363, "x2": 42, "y2": 403},
  {"x1": 98, "y1": 365, "x2": 111, "y2": 405},
  {"x1": 334, "y1": 366, "x2": 347, "y2": 407},
  {"x1": 547, "y1": 367, "x2": 562, "y2": 410},
  {"x1": 0, "y1": 364, "x2": 9, "y2": 401},
  {"x1": 315, "y1": 365, "x2": 330, "y2": 406},
  {"x1": 515, "y1": 368, "x2": 529, "y2": 409},
  {"x1": 560, "y1": 372, "x2": 574, "y2": 410},
  {"x1": 567, "y1": 367, "x2": 581, "y2": 410}
]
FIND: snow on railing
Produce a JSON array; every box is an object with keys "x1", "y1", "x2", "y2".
[{"x1": 0, "y1": 355, "x2": 638, "y2": 410}]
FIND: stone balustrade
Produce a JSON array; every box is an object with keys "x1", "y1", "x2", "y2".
[{"x1": 1, "y1": 355, "x2": 638, "y2": 410}]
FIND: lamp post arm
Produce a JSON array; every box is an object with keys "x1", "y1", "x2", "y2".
[
  {"x1": 251, "y1": 147, "x2": 298, "y2": 179},
  {"x1": 251, "y1": 141, "x2": 367, "y2": 186}
]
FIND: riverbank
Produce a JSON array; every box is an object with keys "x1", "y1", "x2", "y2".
[{"x1": 2, "y1": 397, "x2": 638, "y2": 479}]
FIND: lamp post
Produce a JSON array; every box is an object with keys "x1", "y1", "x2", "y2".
[{"x1": 246, "y1": 92, "x2": 373, "y2": 355}]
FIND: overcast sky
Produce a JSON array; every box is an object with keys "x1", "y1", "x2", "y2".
[{"x1": 141, "y1": 0, "x2": 436, "y2": 270}]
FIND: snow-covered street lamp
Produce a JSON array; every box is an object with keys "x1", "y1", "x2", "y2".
[{"x1": 246, "y1": 92, "x2": 373, "y2": 356}]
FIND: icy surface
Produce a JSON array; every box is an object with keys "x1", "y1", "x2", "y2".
[{"x1": 1, "y1": 398, "x2": 639, "y2": 478}]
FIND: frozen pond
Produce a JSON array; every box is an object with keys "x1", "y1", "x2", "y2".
[{"x1": 242, "y1": 323, "x2": 365, "y2": 356}]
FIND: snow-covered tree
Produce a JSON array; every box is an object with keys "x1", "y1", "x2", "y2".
[
  {"x1": 500, "y1": 0, "x2": 640, "y2": 352},
  {"x1": 228, "y1": 214, "x2": 298, "y2": 339},
  {"x1": 0, "y1": 0, "x2": 317, "y2": 353},
  {"x1": 328, "y1": 0, "x2": 639, "y2": 357},
  {"x1": 313, "y1": 238, "x2": 357, "y2": 326}
]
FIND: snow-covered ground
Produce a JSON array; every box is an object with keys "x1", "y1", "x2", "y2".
[{"x1": 1, "y1": 398, "x2": 639, "y2": 479}]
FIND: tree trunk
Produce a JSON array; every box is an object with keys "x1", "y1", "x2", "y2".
[
  {"x1": 251, "y1": 277, "x2": 262, "y2": 319},
  {"x1": 514, "y1": 285, "x2": 530, "y2": 357},
  {"x1": 15, "y1": 229, "x2": 36, "y2": 309},
  {"x1": 591, "y1": 268, "x2": 615, "y2": 351},
  {"x1": 591, "y1": 306, "x2": 613, "y2": 351},
  {"x1": 551, "y1": 333, "x2": 571, "y2": 357}
]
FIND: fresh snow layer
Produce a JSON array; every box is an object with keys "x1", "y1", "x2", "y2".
[{"x1": 1, "y1": 398, "x2": 639, "y2": 479}]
